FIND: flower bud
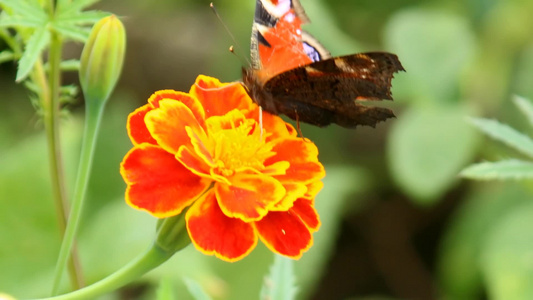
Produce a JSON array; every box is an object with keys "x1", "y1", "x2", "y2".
[{"x1": 79, "y1": 15, "x2": 126, "y2": 105}]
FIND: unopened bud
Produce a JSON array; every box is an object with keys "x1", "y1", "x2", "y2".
[{"x1": 79, "y1": 15, "x2": 126, "y2": 105}]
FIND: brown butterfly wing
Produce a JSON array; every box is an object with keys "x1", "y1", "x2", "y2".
[{"x1": 260, "y1": 52, "x2": 405, "y2": 128}]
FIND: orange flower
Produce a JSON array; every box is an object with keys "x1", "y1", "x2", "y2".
[{"x1": 120, "y1": 75, "x2": 325, "y2": 261}]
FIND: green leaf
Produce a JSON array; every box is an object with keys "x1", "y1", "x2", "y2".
[
  {"x1": 183, "y1": 278, "x2": 212, "y2": 300},
  {"x1": 468, "y1": 117, "x2": 533, "y2": 159},
  {"x1": 51, "y1": 22, "x2": 90, "y2": 42},
  {"x1": 438, "y1": 184, "x2": 531, "y2": 300},
  {"x1": 388, "y1": 105, "x2": 479, "y2": 204},
  {"x1": 260, "y1": 255, "x2": 298, "y2": 300},
  {"x1": 384, "y1": 9, "x2": 475, "y2": 103},
  {"x1": 56, "y1": 10, "x2": 110, "y2": 25},
  {"x1": 460, "y1": 159, "x2": 533, "y2": 180},
  {"x1": 56, "y1": 0, "x2": 100, "y2": 15},
  {"x1": 0, "y1": 0, "x2": 47, "y2": 20},
  {"x1": 513, "y1": 95, "x2": 533, "y2": 127},
  {"x1": 0, "y1": 49, "x2": 15, "y2": 63},
  {"x1": 0, "y1": 14, "x2": 45, "y2": 28},
  {"x1": 482, "y1": 202, "x2": 533, "y2": 300},
  {"x1": 16, "y1": 26, "x2": 50, "y2": 82}
]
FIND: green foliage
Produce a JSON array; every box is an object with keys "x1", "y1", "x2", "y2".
[
  {"x1": 385, "y1": 9, "x2": 476, "y2": 104},
  {"x1": 388, "y1": 105, "x2": 480, "y2": 203},
  {"x1": 482, "y1": 201, "x2": 533, "y2": 300},
  {"x1": 438, "y1": 184, "x2": 531, "y2": 300},
  {"x1": 260, "y1": 255, "x2": 297, "y2": 300},
  {"x1": 383, "y1": 7, "x2": 481, "y2": 205},
  {"x1": 16, "y1": 26, "x2": 49, "y2": 81},
  {"x1": 461, "y1": 96, "x2": 533, "y2": 180},
  {"x1": 461, "y1": 159, "x2": 533, "y2": 180},
  {"x1": 513, "y1": 95, "x2": 533, "y2": 126},
  {"x1": 0, "y1": 0, "x2": 109, "y2": 81}
]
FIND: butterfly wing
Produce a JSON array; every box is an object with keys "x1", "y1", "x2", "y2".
[
  {"x1": 250, "y1": 0, "x2": 329, "y2": 78},
  {"x1": 260, "y1": 52, "x2": 405, "y2": 127}
]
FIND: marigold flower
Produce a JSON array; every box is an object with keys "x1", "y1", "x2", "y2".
[{"x1": 120, "y1": 75, "x2": 325, "y2": 261}]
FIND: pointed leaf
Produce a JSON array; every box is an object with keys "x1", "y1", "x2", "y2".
[
  {"x1": 460, "y1": 159, "x2": 533, "y2": 180},
  {"x1": 16, "y1": 26, "x2": 50, "y2": 82},
  {"x1": 56, "y1": 10, "x2": 110, "y2": 25},
  {"x1": 183, "y1": 278, "x2": 212, "y2": 300},
  {"x1": 0, "y1": 14, "x2": 44, "y2": 28},
  {"x1": 0, "y1": 50, "x2": 15, "y2": 63},
  {"x1": 0, "y1": 0, "x2": 47, "y2": 20},
  {"x1": 260, "y1": 255, "x2": 298, "y2": 300},
  {"x1": 513, "y1": 95, "x2": 533, "y2": 127},
  {"x1": 56, "y1": 0, "x2": 100, "y2": 15},
  {"x1": 51, "y1": 22, "x2": 90, "y2": 42},
  {"x1": 468, "y1": 117, "x2": 533, "y2": 159}
]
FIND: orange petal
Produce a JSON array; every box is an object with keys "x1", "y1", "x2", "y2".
[
  {"x1": 291, "y1": 198, "x2": 320, "y2": 232},
  {"x1": 145, "y1": 99, "x2": 205, "y2": 154},
  {"x1": 266, "y1": 138, "x2": 325, "y2": 183},
  {"x1": 304, "y1": 181, "x2": 324, "y2": 199},
  {"x1": 245, "y1": 106, "x2": 297, "y2": 141},
  {"x1": 127, "y1": 104, "x2": 157, "y2": 145},
  {"x1": 271, "y1": 183, "x2": 307, "y2": 211},
  {"x1": 262, "y1": 161, "x2": 290, "y2": 176},
  {"x1": 255, "y1": 210, "x2": 313, "y2": 259},
  {"x1": 120, "y1": 144, "x2": 210, "y2": 218},
  {"x1": 186, "y1": 190, "x2": 257, "y2": 262},
  {"x1": 205, "y1": 109, "x2": 248, "y2": 132},
  {"x1": 190, "y1": 75, "x2": 254, "y2": 118},
  {"x1": 176, "y1": 146, "x2": 212, "y2": 179},
  {"x1": 215, "y1": 172, "x2": 285, "y2": 222},
  {"x1": 147, "y1": 90, "x2": 206, "y2": 126}
]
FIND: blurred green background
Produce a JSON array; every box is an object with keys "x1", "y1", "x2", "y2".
[{"x1": 2, "y1": 0, "x2": 533, "y2": 299}]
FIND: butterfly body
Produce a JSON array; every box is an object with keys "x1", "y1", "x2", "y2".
[{"x1": 243, "y1": 0, "x2": 405, "y2": 128}]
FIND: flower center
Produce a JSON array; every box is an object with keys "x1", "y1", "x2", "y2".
[{"x1": 209, "y1": 117, "x2": 274, "y2": 177}]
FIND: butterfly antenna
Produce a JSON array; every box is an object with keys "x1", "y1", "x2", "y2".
[{"x1": 210, "y1": 2, "x2": 251, "y2": 66}]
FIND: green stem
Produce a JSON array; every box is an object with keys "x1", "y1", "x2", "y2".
[
  {"x1": 46, "y1": 0, "x2": 55, "y2": 15},
  {"x1": 0, "y1": 28, "x2": 21, "y2": 57},
  {"x1": 44, "y1": 32, "x2": 84, "y2": 290},
  {"x1": 36, "y1": 244, "x2": 175, "y2": 300},
  {"x1": 50, "y1": 98, "x2": 106, "y2": 295}
]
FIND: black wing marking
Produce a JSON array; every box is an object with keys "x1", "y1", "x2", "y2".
[{"x1": 259, "y1": 52, "x2": 405, "y2": 127}]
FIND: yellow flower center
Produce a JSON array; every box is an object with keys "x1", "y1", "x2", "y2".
[{"x1": 207, "y1": 115, "x2": 274, "y2": 178}]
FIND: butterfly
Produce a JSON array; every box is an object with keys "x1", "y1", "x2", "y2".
[{"x1": 242, "y1": 0, "x2": 405, "y2": 128}]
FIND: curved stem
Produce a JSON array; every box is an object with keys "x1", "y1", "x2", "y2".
[
  {"x1": 36, "y1": 244, "x2": 174, "y2": 300},
  {"x1": 50, "y1": 98, "x2": 105, "y2": 295},
  {"x1": 42, "y1": 31, "x2": 84, "y2": 290}
]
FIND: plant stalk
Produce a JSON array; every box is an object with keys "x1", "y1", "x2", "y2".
[
  {"x1": 38, "y1": 244, "x2": 175, "y2": 300},
  {"x1": 42, "y1": 31, "x2": 84, "y2": 290}
]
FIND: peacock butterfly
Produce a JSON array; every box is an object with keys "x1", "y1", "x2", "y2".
[{"x1": 242, "y1": 0, "x2": 405, "y2": 128}]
